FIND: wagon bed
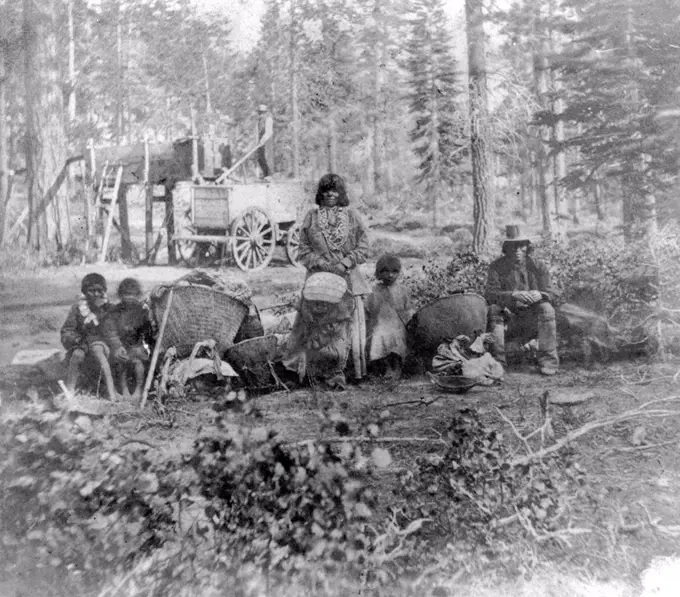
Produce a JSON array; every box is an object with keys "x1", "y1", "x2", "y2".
[{"x1": 172, "y1": 178, "x2": 308, "y2": 271}]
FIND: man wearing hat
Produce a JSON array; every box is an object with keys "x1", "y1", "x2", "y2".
[
  {"x1": 255, "y1": 104, "x2": 273, "y2": 179},
  {"x1": 485, "y1": 225, "x2": 560, "y2": 375}
]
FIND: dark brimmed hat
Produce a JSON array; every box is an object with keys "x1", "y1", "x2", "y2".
[{"x1": 502, "y1": 224, "x2": 531, "y2": 249}]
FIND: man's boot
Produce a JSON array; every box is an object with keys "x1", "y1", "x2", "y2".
[
  {"x1": 487, "y1": 307, "x2": 507, "y2": 366},
  {"x1": 536, "y1": 303, "x2": 559, "y2": 375}
]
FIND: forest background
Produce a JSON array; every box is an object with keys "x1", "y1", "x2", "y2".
[{"x1": 0, "y1": 0, "x2": 679, "y2": 258}]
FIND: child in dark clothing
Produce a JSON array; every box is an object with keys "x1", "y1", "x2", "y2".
[
  {"x1": 111, "y1": 278, "x2": 154, "y2": 401},
  {"x1": 365, "y1": 254, "x2": 414, "y2": 380},
  {"x1": 61, "y1": 272, "x2": 124, "y2": 399}
]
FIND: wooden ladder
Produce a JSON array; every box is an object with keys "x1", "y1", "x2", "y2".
[{"x1": 97, "y1": 163, "x2": 123, "y2": 264}]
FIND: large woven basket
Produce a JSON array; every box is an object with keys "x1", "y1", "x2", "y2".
[
  {"x1": 407, "y1": 292, "x2": 487, "y2": 371},
  {"x1": 155, "y1": 285, "x2": 248, "y2": 358},
  {"x1": 225, "y1": 336, "x2": 279, "y2": 391}
]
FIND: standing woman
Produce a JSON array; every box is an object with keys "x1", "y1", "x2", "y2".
[{"x1": 283, "y1": 173, "x2": 370, "y2": 388}]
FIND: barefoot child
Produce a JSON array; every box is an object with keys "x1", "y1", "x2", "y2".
[
  {"x1": 60, "y1": 273, "x2": 125, "y2": 399},
  {"x1": 365, "y1": 254, "x2": 414, "y2": 379},
  {"x1": 111, "y1": 278, "x2": 154, "y2": 401}
]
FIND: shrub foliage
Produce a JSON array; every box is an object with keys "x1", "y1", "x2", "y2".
[
  {"x1": 403, "y1": 238, "x2": 658, "y2": 323},
  {"x1": 0, "y1": 401, "x2": 591, "y2": 596}
]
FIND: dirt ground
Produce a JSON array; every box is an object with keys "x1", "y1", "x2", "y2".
[{"x1": 1, "y1": 259, "x2": 680, "y2": 595}]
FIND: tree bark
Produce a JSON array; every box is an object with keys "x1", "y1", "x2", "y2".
[
  {"x1": 593, "y1": 176, "x2": 605, "y2": 221},
  {"x1": 115, "y1": 0, "x2": 123, "y2": 144},
  {"x1": 549, "y1": 0, "x2": 568, "y2": 234},
  {"x1": 372, "y1": 0, "x2": 385, "y2": 197},
  {"x1": 621, "y1": 2, "x2": 656, "y2": 244},
  {"x1": 67, "y1": 0, "x2": 76, "y2": 128},
  {"x1": 23, "y1": 0, "x2": 69, "y2": 249},
  {"x1": 466, "y1": 0, "x2": 494, "y2": 255},
  {"x1": 0, "y1": 43, "x2": 8, "y2": 245},
  {"x1": 290, "y1": 0, "x2": 300, "y2": 178},
  {"x1": 328, "y1": 110, "x2": 338, "y2": 173},
  {"x1": 429, "y1": 40, "x2": 440, "y2": 230},
  {"x1": 535, "y1": 32, "x2": 555, "y2": 240}
]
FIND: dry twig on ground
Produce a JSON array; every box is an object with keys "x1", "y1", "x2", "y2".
[{"x1": 498, "y1": 396, "x2": 680, "y2": 466}]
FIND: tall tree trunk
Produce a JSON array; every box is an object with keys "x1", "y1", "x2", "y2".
[
  {"x1": 202, "y1": 53, "x2": 212, "y2": 114},
  {"x1": 551, "y1": 89, "x2": 568, "y2": 231},
  {"x1": 0, "y1": 44, "x2": 8, "y2": 245},
  {"x1": 364, "y1": 123, "x2": 375, "y2": 196},
  {"x1": 535, "y1": 31, "x2": 556, "y2": 240},
  {"x1": 290, "y1": 0, "x2": 300, "y2": 178},
  {"x1": 328, "y1": 110, "x2": 337, "y2": 173},
  {"x1": 466, "y1": 0, "x2": 494, "y2": 255},
  {"x1": 549, "y1": 0, "x2": 568, "y2": 234},
  {"x1": 622, "y1": 1, "x2": 656, "y2": 243},
  {"x1": 125, "y1": 14, "x2": 132, "y2": 144},
  {"x1": 23, "y1": 0, "x2": 69, "y2": 249},
  {"x1": 67, "y1": 0, "x2": 76, "y2": 129},
  {"x1": 115, "y1": 0, "x2": 123, "y2": 144},
  {"x1": 430, "y1": 60, "x2": 440, "y2": 230},
  {"x1": 23, "y1": 0, "x2": 42, "y2": 248},
  {"x1": 593, "y1": 176, "x2": 605, "y2": 221},
  {"x1": 372, "y1": 0, "x2": 385, "y2": 198}
]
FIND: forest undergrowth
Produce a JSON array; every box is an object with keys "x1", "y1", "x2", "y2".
[{"x1": 1, "y1": 227, "x2": 680, "y2": 596}]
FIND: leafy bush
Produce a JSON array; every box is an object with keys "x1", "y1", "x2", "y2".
[
  {"x1": 189, "y1": 419, "x2": 400, "y2": 587},
  {"x1": 397, "y1": 410, "x2": 586, "y2": 550},
  {"x1": 533, "y1": 238, "x2": 657, "y2": 321},
  {"x1": 403, "y1": 239, "x2": 658, "y2": 322},
  {"x1": 402, "y1": 251, "x2": 491, "y2": 310},
  {"x1": 0, "y1": 404, "x2": 181, "y2": 581}
]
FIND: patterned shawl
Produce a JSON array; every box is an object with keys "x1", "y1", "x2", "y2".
[{"x1": 318, "y1": 206, "x2": 350, "y2": 251}]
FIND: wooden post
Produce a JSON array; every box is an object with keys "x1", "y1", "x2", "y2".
[
  {"x1": 165, "y1": 186, "x2": 176, "y2": 265},
  {"x1": 140, "y1": 288, "x2": 174, "y2": 410},
  {"x1": 94, "y1": 160, "x2": 109, "y2": 212},
  {"x1": 81, "y1": 159, "x2": 92, "y2": 256},
  {"x1": 190, "y1": 105, "x2": 200, "y2": 182},
  {"x1": 117, "y1": 182, "x2": 132, "y2": 261},
  {"x1": 87, "y1": 139, "x2": 96, "y2": 185},
  {"x1": 144, "y1": 137, "x2": 153, "y2": 262},
  {"x1": 98, "y1": 165, "x2": 123, "y2": 263},
  {"x1": 1, "y1": 172, "x2": 14, "y2": 244}
]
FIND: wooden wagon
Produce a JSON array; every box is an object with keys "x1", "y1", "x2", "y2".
[{"x1": 173, "y1": 179, "x2": 307, "y2": 271}]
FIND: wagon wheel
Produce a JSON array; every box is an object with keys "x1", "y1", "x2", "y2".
[
  {"x1": 230, "y1": 207, "x2": 276, "y2": 271},
  {"x1": 285, "y1": 223, "x2": 302, "y2": 267}
]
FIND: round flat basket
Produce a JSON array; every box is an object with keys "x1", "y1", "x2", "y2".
[
  {"x1": 155, "y1": 286, "x2": 249, "y2": 358},
  {"x1": 225, "y1": 336, "x2": 279, "y2": 391},
  {"x1": 427, "y1": 372, "x2": 479, "y2": 394}
]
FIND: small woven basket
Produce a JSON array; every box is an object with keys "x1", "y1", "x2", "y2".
[
  {"x1": 225, "y1": 336, "x2": 279, "y2": 390},
  {"x1": 427, "y1": 372, "x2": 480, "y2": 394},
  {"x1": 155, "y1": 285, "x2": 248, "y2": 358},
  {"x1": 303, "y1": 272, "x2": 347, "y2": 303}
]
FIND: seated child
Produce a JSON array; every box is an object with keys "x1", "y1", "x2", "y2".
[
  {"x1": 365, "y1": 254, "x2": 414, "y2": 379},
  {"x1": 111, "y1": 278, "x2": 154, "y2": 401},
  {"x1": 60, "y1": 272, "x2": 125, "y2": 399}
]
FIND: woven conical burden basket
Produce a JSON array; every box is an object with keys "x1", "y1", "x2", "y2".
[{"x1": 155, "y1": 285, "x2": 248, "y2": 358}]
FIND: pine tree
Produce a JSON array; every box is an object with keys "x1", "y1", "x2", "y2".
[
  {"x1": 355, "y1": 0, "x2": 409, "y2": 198},
  {"x1": 553, "y1": 0, "x2": 680, "y2": 240},
  {"x1": 405, "y1": 0, "x2": 464, "y2": 228}
]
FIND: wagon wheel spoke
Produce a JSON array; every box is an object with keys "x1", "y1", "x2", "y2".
[{"x1": 230, "y1": 207, "x2": 276, "y2": 272}]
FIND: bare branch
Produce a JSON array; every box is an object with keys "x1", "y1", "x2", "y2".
[
  {"x1": 508, "y1": 397, "x2": 680, "y2": 466},
  {"x1": 287, "y1": 436, "x2": 448, "y2": 448}
]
